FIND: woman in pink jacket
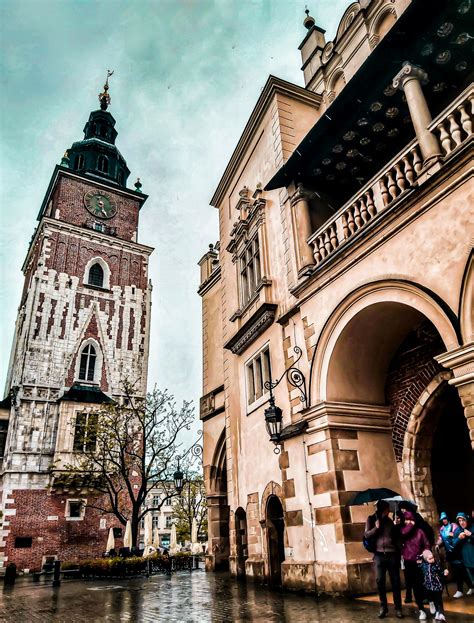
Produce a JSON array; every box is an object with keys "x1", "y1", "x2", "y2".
[{"x1": 400, "y1": 511, "x2": 431, "y2": 620}]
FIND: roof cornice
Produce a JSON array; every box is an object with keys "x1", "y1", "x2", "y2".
[{"x1": 210, "y1": 75, "x2": 321, "y2": 208}]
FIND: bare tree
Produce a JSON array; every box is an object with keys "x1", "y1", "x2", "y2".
[
  {"x1": 173, "y1": 473, "x2": 207, "y2": 543},
  {"x1": 61, "y1": 381, "x2": 197, "y2": 547}
]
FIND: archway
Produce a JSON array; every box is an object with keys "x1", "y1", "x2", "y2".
[
  {"x1": 234, "y1": 507, "x2": 248, "y2": 577},
  {"x1": 312, "y1": 281, "x2": 468, "y2": 532},
  {"x1": 266, "y1": 495, "x2": 285, "y2": 587},
  {"x1": 207, "y1": 431, "x2": 230, "y2": 570}
]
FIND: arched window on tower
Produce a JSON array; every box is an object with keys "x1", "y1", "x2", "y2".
[
  {"x1": 117, "y1": 170, "x2": 124, "y2": 185},
  {"x1": 74, "y1": 154, "x2": 84, "y2": 170},
  {"x1": 98, "y1": 155, "x2": 108, "y2": 174},
  {"x1": 99, "y1": 125, "x2": 107, "y2": 138},
  {"x1": 79, "y1": 344, "x2": 97, "y2": 382},
  {"x1": 88, "y1": 262, "x2": 104, "y2": 288}
]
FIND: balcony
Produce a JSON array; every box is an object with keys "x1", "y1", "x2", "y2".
[{"x1": 306, "y1": 86, "x2": 472, "y2": 271}]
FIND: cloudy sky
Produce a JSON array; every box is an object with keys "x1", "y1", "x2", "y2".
[{"x1": 0, "y1": 0, "x2": 348, "y2": 411}]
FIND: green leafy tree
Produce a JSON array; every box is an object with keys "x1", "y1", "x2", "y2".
[
  {"x1": 60, "y1": 381, "x2": 196, "y2": 548},
  {"x1": 173, "y1": 473, "x2": 207, "y2": 543}
]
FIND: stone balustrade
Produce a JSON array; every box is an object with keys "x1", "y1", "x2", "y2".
[
  {"x1": 430, "y1": 86, "x2": 473, "y2": 157},
  {"x1": 308, "y1": 85, "x2": 473, "y2": 268}
]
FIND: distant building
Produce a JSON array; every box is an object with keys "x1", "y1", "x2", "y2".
[
  {"x1": 199, "y1": 0, "x2": 473, "y2": 593},
  {"x1": 139, "y1": 488, "x2": 175, "y2": 549},
  {"x1": 0, "y1": 77, "x2": 153, "y2": 571}
]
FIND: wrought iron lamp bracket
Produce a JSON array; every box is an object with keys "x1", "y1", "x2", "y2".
[{"x1": 264, "y1": 345, "x2": 308, "y2": 405}]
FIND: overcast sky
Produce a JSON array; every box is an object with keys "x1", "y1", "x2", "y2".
[{"x1": 0, "y1": 0, "x2": 348, "y2": 413}]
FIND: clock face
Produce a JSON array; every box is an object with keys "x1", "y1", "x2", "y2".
[{"x1": 84, "y1": 190, "x2": 117, "y2": 219}]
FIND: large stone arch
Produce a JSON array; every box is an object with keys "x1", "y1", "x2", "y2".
[{"x1": 311, "y1": 280, "x2": 460, "y2": 405}]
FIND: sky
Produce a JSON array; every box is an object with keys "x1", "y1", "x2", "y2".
[{"x1": 0, "y1": 0, "x2": 349, "y2": 416}]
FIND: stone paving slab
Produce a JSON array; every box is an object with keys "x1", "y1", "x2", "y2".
[{"x1": 0, "y1": 572, "x2": 472, "y2": 622}]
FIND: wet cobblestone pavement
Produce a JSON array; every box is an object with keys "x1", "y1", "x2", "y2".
[{"x1": 0, "y1": 571, "x2": 472, "y2": 622}]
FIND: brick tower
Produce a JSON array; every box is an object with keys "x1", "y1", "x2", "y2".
[{"x1": 0, "y1": 74, "x2": 153, "y2": 570}]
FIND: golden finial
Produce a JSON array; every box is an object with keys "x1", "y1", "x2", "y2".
[{"x1": 98, "y1": 69, "x2": 114, "y2": 110}]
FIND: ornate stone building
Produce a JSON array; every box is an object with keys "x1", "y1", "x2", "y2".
[
  {"x1": 199, "y1": 0, "x2": 473, "y2": 593},
  {"x1": 0, "y1": 78, "x2": 153, "y2": 570}
]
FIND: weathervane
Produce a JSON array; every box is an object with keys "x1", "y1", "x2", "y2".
[{"x1": 98, "y1": 69, "x2": 114, "y2": 110}]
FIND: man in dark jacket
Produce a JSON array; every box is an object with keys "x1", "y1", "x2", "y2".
[{"x1": 365, "y1": 500, "x2": 403, "y2": 619}]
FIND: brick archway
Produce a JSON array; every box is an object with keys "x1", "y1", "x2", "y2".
[{"x1": 401, "y1": 371, "x2": 452, "y2": 524}]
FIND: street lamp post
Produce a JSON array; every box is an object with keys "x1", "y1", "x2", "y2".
[{"x1": 173, "y1": 458, "x2": 184, "y2": 495}]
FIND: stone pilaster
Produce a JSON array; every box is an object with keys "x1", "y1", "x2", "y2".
[
  {"x1": 393, "y1": 63, "x2": 442, "y2": 166},
  {"x1": 290, "y1": 184, "x2": 315, "y2": 276}
]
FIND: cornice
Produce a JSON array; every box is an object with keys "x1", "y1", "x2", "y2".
[
  {"x1": 210, "y1": 76, "x2": 321, "y2": 209},
  {"x1": 304, "y1": 401, "x2": 392, "y2": 433},
  {"x1": 197, "y1": 265, "x2": 221, "y2": 297},
  {"x1": 224, "y1": 302, "x2": 277, "y2": 355}
]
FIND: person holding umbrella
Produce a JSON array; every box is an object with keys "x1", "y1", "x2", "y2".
[{"x1": 364, "y1": 499, "x2": 404, "y2": 619}]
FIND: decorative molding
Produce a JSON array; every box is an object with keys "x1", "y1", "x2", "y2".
[
  {"x1": 197, "y1": 264, "x2": 221, "y2": 297},
  {"x1": 224, "y1": 303, "x2": 277, "y2": 355},
  {"x1": 200, "y1": 385, "x2": 225, "y2": 421},
  {"x1": 435, "y1": 343, "x2": 474, "y2": 387},
  {"x1": 304, "y1": 401, "x2": 392, "y2": 433}
]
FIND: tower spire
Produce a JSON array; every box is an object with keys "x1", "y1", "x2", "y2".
[
  {"x1": 98, "y1": 69, "x2": 114, "y2": 111},
  {"x1": 303, "y1": 5, "x2": 316, "y2": 30}
]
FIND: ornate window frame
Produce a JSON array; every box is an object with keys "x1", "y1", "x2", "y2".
[
  {"x1": 226, "y1": 186, "x2": 272, "y2": 320},
  {"x1": 83, "y1": 256, "x2": 111, "y2": 290},
  {"x1": 75, "y1": 338, "x2": 103, "y2": 385}
]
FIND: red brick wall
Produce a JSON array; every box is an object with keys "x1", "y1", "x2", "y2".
[
  {"x1": 53, "y1": 177, "x2": 140, "y2": 241},
  {"x1": 385, "y1": 322, "x2": 444, "y2": 460},
  {"x1": 4, "y1": 489, "x2": 125, "y2": 571},
  {"x1": 46, "y1": 230, "x2": 148, "y2": 290}
]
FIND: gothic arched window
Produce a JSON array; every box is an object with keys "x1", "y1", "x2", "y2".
[
  {"x1": 88, "y1": 263, "x2": 104, "y2": 288},
  {"x1": 98, "y1": 156, "x2": 108, "y2": 174},
  {"x1": 79, "y1": 344, "x2": 97, "y2": 382},
  {"x1": 74, "y1": 154, "x2": 84, "y2": 170}
]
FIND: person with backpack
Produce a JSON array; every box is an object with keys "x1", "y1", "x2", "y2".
[
  {"x1": 400, "y1": 511, "x2": 431, "y2": 620},
  {"x1": 364, "y1": 499, "x2": 403, "y2": 619},
  {"x1": 437, "y1": 511, "x2": 466, "y2": 598},
  {"x1": 397, "y1": 501, "x2": 434, "y2": 605}
]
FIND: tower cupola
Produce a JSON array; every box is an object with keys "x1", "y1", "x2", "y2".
[{"x1": 66, "y1": 71, "x2": 130, "y2": 188}]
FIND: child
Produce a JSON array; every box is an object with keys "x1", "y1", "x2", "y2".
[{"x1": 419, "y1": 549, "x2": 449, "y2": 622}]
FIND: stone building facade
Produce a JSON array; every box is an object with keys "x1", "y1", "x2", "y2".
[
  {"x1": 0, "y1": 81, "x2": 153, "y2": 571},
  {"x1": 199, "y1": 0, "x2": 473, "y2": 594}
]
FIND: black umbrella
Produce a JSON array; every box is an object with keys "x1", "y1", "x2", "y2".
[{"x1": 347, "y1": 488, "x2": 401, "y2": 506}]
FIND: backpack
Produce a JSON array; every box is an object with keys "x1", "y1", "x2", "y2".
[{"x1": 363, "y1": 515, "x2": 377, "y2": 553}]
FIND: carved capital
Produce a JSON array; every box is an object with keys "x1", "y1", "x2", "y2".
[
  {"x1": 393, "y1": 62, "x2": 428, "y2": 90},
  {"x1": 290, "y1": 183, "x2": 312, "y2": 206}
]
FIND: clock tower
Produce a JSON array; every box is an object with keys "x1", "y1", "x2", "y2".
[{"x1": 0, "y1": 75, "x2": 154, "y2": 570}]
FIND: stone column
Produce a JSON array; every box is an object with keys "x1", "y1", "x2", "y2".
[
  {"x1": 290, "y1": 183, "x2": 315, "y2": 275},
  {"x1": 393, "y1": 63, "x2": 442, "y2": 166},
  {"x1": 436, "y1": 344, "x2": 474, "y2": 448}
]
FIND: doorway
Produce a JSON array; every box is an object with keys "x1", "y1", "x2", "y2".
[
  {"x1": 235, "y1": 507, "x2": 248, "y2": 577},
  {"x1": 431, "y1": 386, "x2": 474, "y2": 518},
  {"x1": 266, "y1": 495, "x2": 285, "y2": 587}
]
